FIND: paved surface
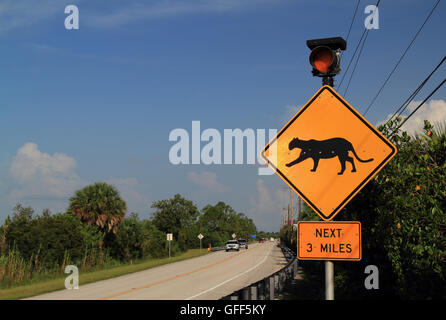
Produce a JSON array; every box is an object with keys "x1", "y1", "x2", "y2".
[{"x1": 28, "y1": 241, "x2": 287, "y2": 300}]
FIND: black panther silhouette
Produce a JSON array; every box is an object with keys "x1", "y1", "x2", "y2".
[{"x1": 285, "y1": 137, "x2": 373, "y2": 175}]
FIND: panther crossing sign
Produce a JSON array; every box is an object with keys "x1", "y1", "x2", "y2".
[{"x1": 261, "y1": 85, "x2": 397, "y2": 221}]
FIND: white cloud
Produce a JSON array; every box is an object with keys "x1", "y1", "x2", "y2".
[
  {"x1": 85, "y1": 0, "x2": 283, "y2": 28},
  {"x1": 379, "y1": 99, "x2": 446, "y2": 136},
  {"x1": 5, "y1": 143, "x2": 150, "y2": 217},
  {"x1": 0, "y1": 0, "x2": 285, "y2": 33},
  {"x1": 188, "y1": 171, "x2": 228, "y2": 192},
  {"x1": 246, "y1": 179, "x2": 288, "y2": 231},
  {"x1": 106, "y1": 177, "x2": 148, "y2": 209},
  {"x1": 9, "y1": 142, "x2": 85, "y2": 200}
]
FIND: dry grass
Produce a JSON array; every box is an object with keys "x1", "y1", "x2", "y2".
[
  {"x1": 0, "y1": 248, "x2": 208, "y2": 300},
  {"x1": 0, "y1": 247, "x2": 115, "y2": 289}
]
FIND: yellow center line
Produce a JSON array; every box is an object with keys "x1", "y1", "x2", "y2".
[{"x1": 97, "y1": 245, "x2": 260, "y2": 300}]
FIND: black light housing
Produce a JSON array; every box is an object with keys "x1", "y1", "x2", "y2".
[{"x1": 306, "y1": 37, "x2": 346, "y2": 79}]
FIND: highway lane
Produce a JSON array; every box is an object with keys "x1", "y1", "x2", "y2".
[{"x1": 28, "y1": 241, "x2": 287, "y2": 300}]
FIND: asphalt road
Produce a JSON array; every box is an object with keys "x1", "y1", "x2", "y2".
[{"x1": 28, "y1": 241, "x2": 287, "y2": 300}]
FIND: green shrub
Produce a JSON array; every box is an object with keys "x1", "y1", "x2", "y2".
[
  {"x1": 104, "y1": 213, "x2": 167, "y2": 260},
  {"x1": 6, "y1": 214, "x2": 84, "y2": 267}
]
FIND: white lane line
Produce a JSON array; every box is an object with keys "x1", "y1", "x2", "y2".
[{"x1": 185, "y1": 243, "x2": 275, "y2": 300}]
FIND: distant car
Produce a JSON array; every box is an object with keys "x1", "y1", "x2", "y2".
[
  {"x1": 225, "y1": 240, "x2": 240, "y2": 252},
  {"x1": 237, "y1": 239, "x2": 248, "y2": 249},
  {"x1": 258, "y1": 238, "x2": 264, "y2": 243}
]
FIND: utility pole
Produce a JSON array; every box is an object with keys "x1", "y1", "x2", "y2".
[
  {"x1": 282, "y1": 203, "x2": 290, "y2": 227},
  {"x1": 298, "y1": 196, "x2": 302, "y2": 220}
]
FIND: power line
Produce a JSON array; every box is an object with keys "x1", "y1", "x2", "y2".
[
  {"x1": 344, "y1": 29, "x2": 370, "y2": 97},
  {"x1": 338, "y1": 28, "x2": 367, "y2": 89},
  {"x1": 339, "y1": 0, "x2": 361, "y2": 78},
  {"x1": 338, "y1": 0, "x2": 381, "y2": 90},
  {"x1": 363, "y1": 0, "x2": 441, "y2": 116},
  {"x1": 387, "y1": 56, "x2": 445, "y2": 124},
  {"x1": 388, "y1": 78, "x2": 446, "y2": 138},
  {"x1": 344, "y1": 0, "x2": 361, "y2": 43}
]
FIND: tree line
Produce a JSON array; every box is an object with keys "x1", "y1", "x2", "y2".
[{"x1": 0, "y1": 186, "x2": 258, "y2": 288}]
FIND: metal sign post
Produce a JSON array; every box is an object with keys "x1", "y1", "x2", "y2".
[
  {"x1": 325, "y1": 261, "x2": 334, "y2": 300},
  {"x1": 167, "y1": 233, "x2": 173, "y2": 258},
  {"x1": 197, "y1": 234, "x2": 204, "y2": 252}
]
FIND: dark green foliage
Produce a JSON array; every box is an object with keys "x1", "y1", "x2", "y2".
[
  {"x1": 68, "y1": 182, "x2": 127, "y2": 235},
  {"x1": 1, "y1": 189, "x2": 259, "y2": 288},
  {"x1": 256, "y1": 231, "x2": 280, "y2": 240},
  {"x1": 151, "y1": 194, "x2": 200, "y2": 251},
  {"x1": 198, "y1": 202, "x2": 257, "y2": 247},
  {"x1": 104, "y1": 213, "x2": 166, "y2": 260},
  {"x1": 5, "y1": 212, "x2": 96, "y2": 268}
]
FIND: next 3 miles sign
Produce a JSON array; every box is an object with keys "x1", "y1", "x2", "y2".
[
  {"x1": 261, "y1": 85, "x2": 397, "y2": 261},
  {"x1": 297, "y1": 221, "x2": 361, "y2": 261}
]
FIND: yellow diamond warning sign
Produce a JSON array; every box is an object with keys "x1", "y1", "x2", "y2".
[{"x1": 261, "y1": 85, "x2": 397, "y2": 221}]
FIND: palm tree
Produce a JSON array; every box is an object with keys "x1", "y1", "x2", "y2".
[{"x1": 68, "y1": 182, "x2": 127, "y2": 235}]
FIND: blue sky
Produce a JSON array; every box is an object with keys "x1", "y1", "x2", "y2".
[{"x1": 0, "y1": 0, "x2": 445, "y2": 231}]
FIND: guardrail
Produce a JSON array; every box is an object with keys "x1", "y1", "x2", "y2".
[{"x1": 220, "y1": 244, "x2": 297, "y2": 300}]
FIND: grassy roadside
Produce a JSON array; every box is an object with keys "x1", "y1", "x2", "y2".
[{"x1": 0, "y1": 249, "x2": 209, "y2": 300}]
